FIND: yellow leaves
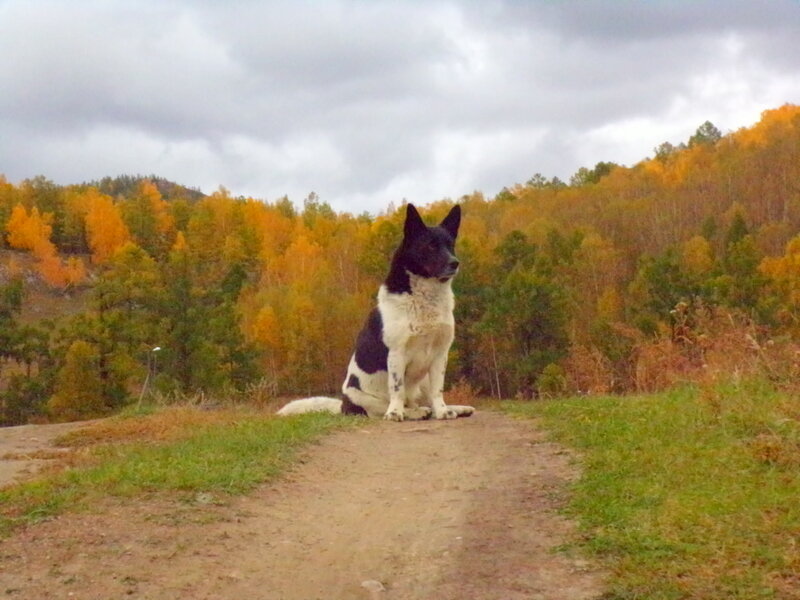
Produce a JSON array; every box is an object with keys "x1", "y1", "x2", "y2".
[
  {"x1": 760, "y1": 236, "x2": 800, "y2": 284},
  {"x1": 277, "y1": 234, "x2": 326, "y2": 284},
  {"x1": 36, "y1": 251, "x2": 87, "y2": 288},
  {"x1": 760, "y1": 235, "x2": 800, "y2": 327},
  {"x1": 681, "y1": 235, "x2": 714, "y2": 277},
  {"x1": 120, "y1": 181, "x2": 176, "y2": 256},
  {"x1": 499, "y1": 203, "x2": 539, "y2": 237},
  {"x1": 64, "y1": 256, "x2": 87, "y2": 285},
  {"x1": 666, "y1": 147, "x2": 701, "y2": 186},
  {"x1": 84, "y1": 189, "x2": 131, "y2": 264},
  {"x1": 252, "y1": 305, "x2": 281, "y2": 350},
  {"x1": 641, "y1": 157, "x2": 667, "y2": 180},
  {"x1": 222, "y1": 234, "x2": 247, "y2": 266},
  {"x1": 460, "y1": 213, "x2": 487, "y2": 242},
  {"x1": 171, "y1": 230, "x2": 188, "y2": 252},
  {"x1": 4, "y1": 203, "x2": 86, "y2": 288},
  {"x1": 5, "y1": 204, "x2": 53, "y2": 251},
  {"x1": 734, "y1": 122, "x2": 769, "y2": 147},
  {"x1": 597, "y1": 286, "x2": 623, "y2": 322},
  {"x1": 575, "y1": 233, "x2": 624, "y2": 295},
  {"x1": 139, "y1": 180, "x2": 175, "y2": 238},
  {"x1": 733, "y1": 104, "x2": 800, "y2": 148},
  {"x1": 763, "y1": 103, "x2": 800, "y2": 123},
  {"x1": 259, "y1": 205, "x2": 296, "y2": 258}
]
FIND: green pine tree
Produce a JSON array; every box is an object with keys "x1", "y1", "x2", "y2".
[{"x1": 48, "y1": 340, "x2": 105, "y2": 421}]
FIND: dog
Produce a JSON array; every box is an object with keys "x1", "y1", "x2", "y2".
[{"x1": 277, "y1": 203, "x2": 474, "y2": 421}]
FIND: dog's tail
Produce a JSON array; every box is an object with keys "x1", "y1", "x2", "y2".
[{"x1": 276, "y1": 396, "x2": 342, "y2": 416}]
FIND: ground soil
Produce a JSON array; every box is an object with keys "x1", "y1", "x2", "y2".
[
  {"x1": 0, "y1": 420, "x2": 95, "y2": 486},
  {"x1": 0, "y1": 411, "x2": 605, "y2": 599}
]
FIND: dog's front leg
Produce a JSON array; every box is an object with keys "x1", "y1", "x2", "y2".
[
  {"x1": 384, "y1": 349, "x2": 407, "y2": 421},
  {"x1": 429, "y1": 345, "x2": 457, "y2": 420}
]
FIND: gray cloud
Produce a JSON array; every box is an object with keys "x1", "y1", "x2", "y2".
[{"x1": 1, "y1": 0, "x2": 799, "y2": 214}]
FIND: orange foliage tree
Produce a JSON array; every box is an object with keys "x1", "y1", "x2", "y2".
[
  {"x1": 121, "y1": 181, "x2": 176, "y2": 257},
  {"x1": 4, "y1": 203, "x2": 85, "y2": 288},
  {"x1": 84, "y1": 188, "x2": 131, "y2": 264}
]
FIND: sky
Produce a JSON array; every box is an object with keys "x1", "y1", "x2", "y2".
[{"x1": 1, "y1": 1, "x2": 799, "y2": 215}]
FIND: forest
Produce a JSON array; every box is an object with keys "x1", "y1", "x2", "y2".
[{"x1": 1, "y1": 104, "x2": 799, "y2": 425}]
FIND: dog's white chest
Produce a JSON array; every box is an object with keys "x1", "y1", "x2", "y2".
[
  {"x1": 407, "y1": 288, "x2": 451, "y2": 334},
  {"x1": 378, "y1": 275, "x2": 454, "y2": 345}
]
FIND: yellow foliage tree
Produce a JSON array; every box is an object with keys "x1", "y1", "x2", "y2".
[
  {"x1": 760, "y1": 235, "x2": 800, "y2": 328},
  {"x1": 121, "y1": 181, "x2": 176, "y2": 257},
  {"x1": 85, "y1": 191, "x2": 131, "y2": 263},
  {"x1": 680, "y1": 235, "x2": 714, "y2": 277},
  {"x1": 252, "y1": 304, "x2": 281, "y2": 350},
  {"x1": 171, "y1": 230, "x2": 188, "y2": 252},
  {"x1": 5, "y1": 203, "x2": 85, "y2": 288},
  {"x1": 5, "y1": 204, "x2": 53, "y2": 251},
  {"x1": 597, "y1": 286, "x2": 623, "y2": 322},
  {"x1": 142, "y1": 180, "x2": 175, "y2": 239}
]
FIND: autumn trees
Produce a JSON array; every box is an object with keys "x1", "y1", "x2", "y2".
[
  {"x1": 2, "y1": 105, "x2": 800, "y2": 421},
  {"x1": 0, "y1": 278, "x2": 52, "y2": 425},
  {"x1": 461, "y1": 107, "x2": 800, "y2": 394},
  {"x1": 4, "y1": 203, "x2": 86, "y2": 287}
]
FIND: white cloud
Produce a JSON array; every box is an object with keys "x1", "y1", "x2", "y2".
[{"x1": 0, "y1": 0, "x2": 798, "y2": 214}]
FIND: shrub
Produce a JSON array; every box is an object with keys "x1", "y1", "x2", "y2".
[
  {"x1": 537, "y1": 363, "x2": 567, "y2": 398},
  {"x1": 47, "y1": 340, "x2": 106, "y2": 421}
]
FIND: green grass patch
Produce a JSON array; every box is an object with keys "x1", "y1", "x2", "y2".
[
  {"x1": 1, "y1": 410, "x2": 356, "y2": 537},
  {"x1": 502, "y1": 380, "x2": 800, "y2": 599}
]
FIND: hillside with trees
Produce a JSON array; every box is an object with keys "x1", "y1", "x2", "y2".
[{"x1": 2, "y1": 104, "x2": 800, "y2": 424}]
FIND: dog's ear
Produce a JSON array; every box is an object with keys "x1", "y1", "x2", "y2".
[
  {"x1": 404, "y1": 204, "x2": 427, "y2": 238},
  {"x1": 440, "y1": 205, "x2": 461, "y2": 239}
]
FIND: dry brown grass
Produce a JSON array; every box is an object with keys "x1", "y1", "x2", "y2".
[
  {"x1": 561, "y1": 344, "x2": 613, "y2": 394},
  {"x1": 749, "y1": 432, "x2": 800, "y2": 468},
  {"x1": 445, "y1": 377, "x2": 481, "y2": 406},
  {"x1": 55, "y1": 406, "x2": 263, "y2": 448},
  {"x1": 561, "y1": 304, "x2": 800, "y2": 397},
  {"x1": 0, "y1": 448, "x2": 72, "y2": 461},
  {"x1": 633, "y1": 338, "x2": 696, "y2": 392}
]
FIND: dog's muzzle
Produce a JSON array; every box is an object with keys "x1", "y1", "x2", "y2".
[{"x1": 438, "y1": 258, "x2": 460, "y2": 282}]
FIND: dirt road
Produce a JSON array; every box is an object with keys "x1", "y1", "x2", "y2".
[
  {"x1": 0, "y1": 411, "x2": 604, "y2": 599},
  {"x1": 0, "y1": 420, "x2": 94, "y2": 486}
]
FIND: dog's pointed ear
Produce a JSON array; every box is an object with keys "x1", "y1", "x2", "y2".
[
  {"x1": 404, "y1": 204, "x2": 427, "y2": 238},
  {"x1": 440, "y1": 205, "x2": 461, "y2": 239}
]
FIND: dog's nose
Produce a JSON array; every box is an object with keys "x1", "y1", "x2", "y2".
[{"x1": 449, "y1": 258, "x2": 460, "y2": 270}]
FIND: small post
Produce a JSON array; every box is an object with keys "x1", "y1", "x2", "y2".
[{"x1": 137, "y1": 346, "x2": 162, "y2": 409}]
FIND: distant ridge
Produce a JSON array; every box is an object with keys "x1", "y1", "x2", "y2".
[{"x1": 85, "y1": 174, "x2": 206, "y2": 202}]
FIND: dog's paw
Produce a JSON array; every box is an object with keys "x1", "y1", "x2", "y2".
[
  {"x1": 432, "y1": 406, "x2": 458, "y2": 420},
  {"x1": 383, "y1": 408, "x2": 405, "y2": 422},
  {"x1": 405, "y1": 406, "x2": 432, "y2": 421}
]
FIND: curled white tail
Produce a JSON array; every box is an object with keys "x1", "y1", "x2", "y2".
[{"x1": 276, "y1": 396, "x2": 342, "y2": 416}]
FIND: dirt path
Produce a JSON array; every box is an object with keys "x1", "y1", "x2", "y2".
[
  {"x1": 0, "y1": 411, "x2": 604, "y2": 599},
  {"x1": 0, "y1": 420, "x2": 95, "y2": 487}
]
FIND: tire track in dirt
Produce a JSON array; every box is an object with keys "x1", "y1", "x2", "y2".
[{"x1": 0, "y1": 411, "x2": 604, "y2": 599}]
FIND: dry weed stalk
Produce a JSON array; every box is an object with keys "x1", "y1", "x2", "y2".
[{"x1": 561, "y1": 300, "x2": 800, "y2": 396}]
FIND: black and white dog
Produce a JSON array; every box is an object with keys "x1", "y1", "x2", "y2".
[{"x1": 278, "y1": 203, "x2": 474, "y2": 421}]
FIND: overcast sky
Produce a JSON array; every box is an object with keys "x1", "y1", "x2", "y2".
[{"x1": 1, "y1": 1, "x2": 799, "y2": 214}]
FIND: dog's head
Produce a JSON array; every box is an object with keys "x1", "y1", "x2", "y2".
[{"x1": 400, "y1": 204, "x2": 461, "y2": 282}]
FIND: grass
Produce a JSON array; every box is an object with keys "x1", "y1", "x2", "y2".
[
  {"x1": 0, "y1": 406, "x2": 357, "y2": 537},
  {"x1": 502, "y1": 380, "x2": 800, "y2": 599}
]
